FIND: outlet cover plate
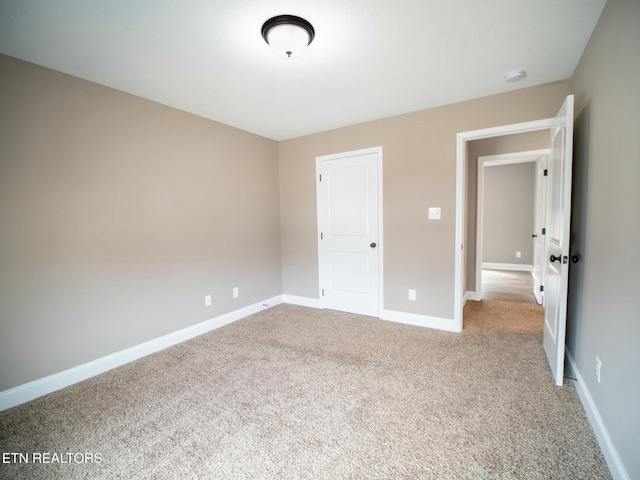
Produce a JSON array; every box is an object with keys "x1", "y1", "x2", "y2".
[{"x1": 428, "y1": 207, "x2": 441, "y2": 220}]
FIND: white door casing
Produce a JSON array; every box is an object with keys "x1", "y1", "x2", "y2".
[
  {"x1": 533, "y1": 155, "x2": 548, "y2": 305},
  {"x1": 543, "y1": 95, "x2": 574, "y2": 386},
  {"x1": 316, "y1": 147, "x2": 383, "y2": 317}
]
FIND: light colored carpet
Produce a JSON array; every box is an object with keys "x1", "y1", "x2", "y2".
[{"x1": 0, "y1": 302, "x2": 611, "y2": 479}]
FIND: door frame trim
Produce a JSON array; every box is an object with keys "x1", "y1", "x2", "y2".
[
  {"x1": 455, "y1": 119, "x2": 554, "y2": 332},
  {"x1": 315, "y1": 146, "x2": 384, "y2": 316},
  {"x1": 475, "y1": 149, "x2": 549, "y2": 302}
]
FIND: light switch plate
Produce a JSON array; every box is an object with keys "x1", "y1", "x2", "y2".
[{"x1": 428, "y1": 207, "x2": 441, "y2": 220}]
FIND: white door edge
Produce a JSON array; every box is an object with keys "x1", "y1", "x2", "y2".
[
  {"x1": 543, "y1": 94, "x2": 575, "y2": 386},
  {"x1": 316, "y1": 146, "x2": 384, "y2": 316}
]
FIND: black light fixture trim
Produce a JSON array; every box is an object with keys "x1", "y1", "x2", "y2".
[{"x1": 261, "y1": 15, "x2": 315, "y2": 46}]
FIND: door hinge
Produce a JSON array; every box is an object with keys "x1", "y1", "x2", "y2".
[
  {"x1": 322, "y1": 289, "x2": 325, "y2": 296},
  {"x1": 542, "y1": 228, "x2": 546, "y2": 235},
  {"x1": 544, "y1": 169, "x2": 548, "y2": 176},
  {"x1": 540, "y1": 285, "x2": 544, "y2": 292},
  {"x1": 319, "y1": 174, "x2": 322, "y2": 182},
  {"x1": 320, "y1": 232, "x2": 323, "y2": 240}
]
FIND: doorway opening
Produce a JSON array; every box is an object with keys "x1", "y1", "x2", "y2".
[
  {"x1": 453, "y1": 118, "x2": 555, "y2": 330},
  {"x1": 475, "y1": 148, "x2": 550, "y2": 306},
  {"x1": 454, "y1": 94, "x2": 574, "y2": 386}
]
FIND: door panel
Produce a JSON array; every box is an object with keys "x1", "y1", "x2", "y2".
[
  {"x1": 317, "y1": 150, "x2": 381, "y2": 317},
  {"x1": 330, "y1": 166, "x2": 370, "y2": 235},
  {"x1": 543, "y1": 95, "x2": 574, "y2": 386},
  {"x1": 330, "y1": 253, "x2": 370, "y2": 294}
]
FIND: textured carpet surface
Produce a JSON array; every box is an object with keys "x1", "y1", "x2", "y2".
[{"x1": 0, "y1": 302, "x2": 611, "y2": 479}]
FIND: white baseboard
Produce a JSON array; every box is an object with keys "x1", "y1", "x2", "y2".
[
  {"x1": 380, "y1": 309, "x2": 460, "y2": 333},
  {"x1": 0, "y1": 295, "x2": 283, "y2": 412},
  {"x1": 465, "y1": 291, "x2": 482, "y2": 301},
  {"x1": 281, "y1": 294, "x2": 322, "y2": 309},
  {"x1": 0, "y1": 295, "x2": 461, "y2": 411},
  {"x1": 482, "y1": 262, "x2": 533, "y2": 272},
  {"x1": 566, "y1": 351, "x2": 630, "y2": 480},
  {"x1": 282, "y1": 296, "x2": 459, "y2": 333}
]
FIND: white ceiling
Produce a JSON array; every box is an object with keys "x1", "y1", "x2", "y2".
[{"x1": 0, "y1": 0, "x2": 606, "y2": 141}]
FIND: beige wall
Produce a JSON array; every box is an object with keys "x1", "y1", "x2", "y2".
[
  {"x1": 279, "y1": 83, "x2": 569, "y2": 318},
  {"x1": 482, "y1": 163, "x2": 535, "y2": 264},
  {"x1": 0, "y1": 54, "x2": 282, "y2": 391},
  {"x1": 568, "y1": 0, "x2": 640, "y2": 476}
]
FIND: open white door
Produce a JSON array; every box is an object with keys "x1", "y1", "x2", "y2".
[
  {"x1": 543, "y1": 95, "x2": 574, "y2": 386},
  {"x1": 317, "y1": 148, "x2": 382, "y2": 317},
  {"x1": 532, "y1": 155, "x2": 548, "y2": 305}
]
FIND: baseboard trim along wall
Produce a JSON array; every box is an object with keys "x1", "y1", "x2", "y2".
[
  {"x1": 281, "y1": 294, "x2": 323, "y2": 309},
  {"x1": 1, "y1": 295, "x2": 459, "y2": 411},
  {"x1": 482, "y1": 262, "x2": 533, "y2": 272},
  {"x1": 381, "y1": 310, "x2": 459, "y2": 333},
  {"x1": 464, "y1": 291, "x2": 482, "y2": 302},
  {"x1": 283, "y1": 296, "x2": 460, "y2": 333},
  {"x1": 566, "y1": 351, "x2": 630, "y2": 480},
  {"x1": 0, "y1": 295, "x2": 284, "y2": 412}
]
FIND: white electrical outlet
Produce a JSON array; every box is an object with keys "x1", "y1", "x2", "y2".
[
  {"x1": 233, "y1": 287, "x2": 239, "y2": 299},
  {"x1": 596, "y1": 356, "x2": 602, "y2": 383},
  {"x1": 204, "y1": 295, "x2": 212, "y2": 307},
  {"x1": 516, "y1": 251, "x2": 522, "y2": 258},
  {"x1": 408, "y1": 289, "x2": 416, "y2": 301}
]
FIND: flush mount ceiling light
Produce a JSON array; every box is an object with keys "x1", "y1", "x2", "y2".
[
  {"x1": 261, "y1": 15, "x2": 315, "y2": 59},
  {"x1": 505, "y1": 70, "x2": 526, "y2": 83}
]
